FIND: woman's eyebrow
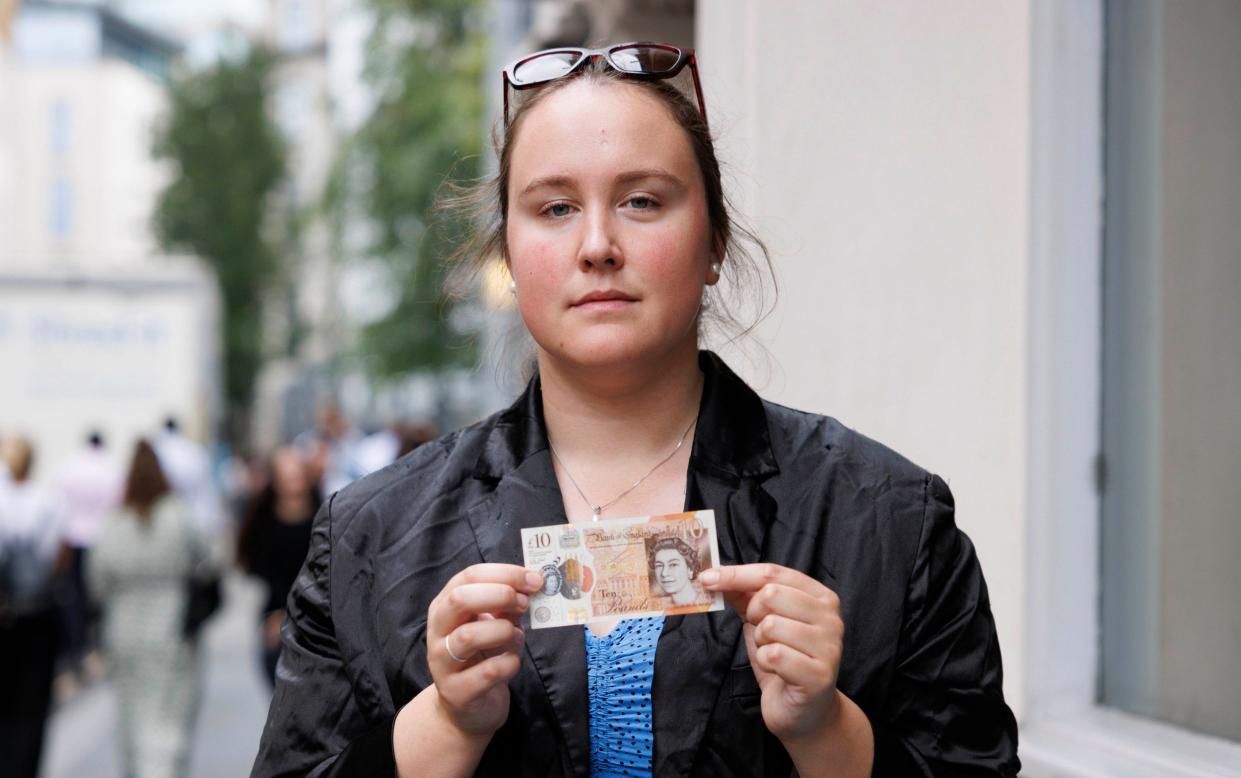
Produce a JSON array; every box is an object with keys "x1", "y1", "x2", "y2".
[
  {"x1": 614, "y1": 168, "x2": 686, "y2": 189},
  {"x1": 519, "y1": 168, "x2": 686, "y2": 197},
  {"x1": 519, "y1": 174, "x2": 575, "y2": 197}
]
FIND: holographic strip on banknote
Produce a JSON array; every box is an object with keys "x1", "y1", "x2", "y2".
[{"x1": 521, "y1": 510, "x2": 724, "y2": 629}]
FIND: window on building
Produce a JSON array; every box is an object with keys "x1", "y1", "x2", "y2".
[
  {"x1": 50, "y1": 99, "x2": 70, "y2": 157},
  {"x1": 50, "y1": 177, "x2": 73, "y2": 238},
  {"x1": 282, "y1": 0, "x2": 311, "y2": 50},
  {"x1": 1100, "y1": 0, "x2": 1241, "y2": 744}
]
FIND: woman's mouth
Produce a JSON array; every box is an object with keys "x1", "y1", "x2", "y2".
[{"x1": 572, "y1": 289, "x2": 638, "y2": 310}]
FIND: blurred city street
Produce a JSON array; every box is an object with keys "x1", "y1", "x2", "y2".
[
  {"x1": 1, "y1": 0, "x2": 1239, "y2": 776},
  {"x1": 42, "y1": 574, "x2": 271, "y2": 778}
]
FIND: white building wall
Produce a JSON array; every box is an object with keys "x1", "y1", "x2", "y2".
[
  {"x1": 698, "y1": 1, "x2": 1031, "y2": 718},
  {"x1": 98, "y1": 59, "x2": 172, "y2": 263},
  {"x1": 0, "y1": 8, "x2": 221, "y2": 472},
  {"x1": 0, "y1": 33, "x2": 13, "y2": 252},
  {"x1": 3, "y1": 59, "x2": 168, "y2": 267}
]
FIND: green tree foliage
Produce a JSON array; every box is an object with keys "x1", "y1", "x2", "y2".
[
  {"x1": 153, "y1": 48, "x2": 287, "y2": 439},
  {"x1": 341, "y1": 0, "x2": 485, "y2": 377}
]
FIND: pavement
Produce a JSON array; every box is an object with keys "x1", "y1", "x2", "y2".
[{"x1": 42, "y1": 573, "x2": 273, "y2": 778}]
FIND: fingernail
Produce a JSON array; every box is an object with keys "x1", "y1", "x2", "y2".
[
  {"x1": 699, "y1": 569, "x2": 720, "y2": 586},
  {"x1": 516, "y1": 593, "x2": 529, "y2": 609},
  {"x1": 526, "y1": 571, "x2": 543, "y2": 590}
]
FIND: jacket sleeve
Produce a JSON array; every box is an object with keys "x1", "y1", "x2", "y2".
[
  {"x1": 249, "y1": 495, "x2": 398, "y2": 778},
  {"x1": 870, "y1": 474, "x2": 1020, "y2": 776}
]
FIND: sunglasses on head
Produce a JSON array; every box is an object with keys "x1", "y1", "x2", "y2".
[{"x1": 502, "y1": 42, "x2": 708, "y2": 129}]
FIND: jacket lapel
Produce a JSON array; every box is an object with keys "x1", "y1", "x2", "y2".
[
  {"x1": 465, "y1": 380, "x2": 591, "y2": 777},
  {"x1": 651, "y1": 352, "x2": 781, "y2": 776}
]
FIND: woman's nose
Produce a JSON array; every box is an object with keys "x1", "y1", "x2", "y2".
[{"x1": 577, "y1": 209, "x2": 624, "y2": 272}]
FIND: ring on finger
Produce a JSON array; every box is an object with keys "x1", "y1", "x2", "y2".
[{"x1": 445, "y1": 632, "x2": 470, "y2": 663}]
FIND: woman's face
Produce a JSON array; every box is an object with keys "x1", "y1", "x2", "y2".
[
  {"x1": 654, "y1": 547, "x2": 693, "y2": 596},
  {"x1": 505, "y1": 79, "x2": 717, "y2": 372}
]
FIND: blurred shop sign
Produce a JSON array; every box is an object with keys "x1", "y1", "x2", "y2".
[{"x1": 0, "y1": 263, "x2": 220, "y2": 473}]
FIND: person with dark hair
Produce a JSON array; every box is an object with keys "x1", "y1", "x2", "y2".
[
  {"x1": 0, "y1": 437, "x2": 65, "y2": 778},
  {"x1": 236, "y1": 447, "x2": 319, "y2": 685},
  {"x1": 251, "y1": 44, "x2": 1019, "y2": 777},
  {"x1": 89, "y1": 439, "x2": 216, "y2": 778}
]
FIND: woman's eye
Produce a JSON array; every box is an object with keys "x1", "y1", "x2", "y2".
[
  {"x1": 543, "y1": 202, "x2": 573, "y2": 218},
  {"x1": 627, "y1": 196, "x2": 656, "y2": 210}
]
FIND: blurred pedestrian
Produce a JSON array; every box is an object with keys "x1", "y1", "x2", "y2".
[
  {"x1": 317, "y1": 402, "x2": 367, "y2": 496},
  {"x1": 394, "y1": 421, "x2": 437, "y2": 459},
  {"x1": 89, "y1": 439, "x2": 217, "y2": 778},
  {"x1": 0, "y1": 436, "x2": 65, "y2": 778},
  {"x1": 236, "y1": 447, "x2": 319, "y2": 685},
  {"x1": 355, "y1": 426, "x2": 400, "y2": 476},
  {"x1": 155, "y1": 416, "x2": 222, "y2": 536},
  {"x1": 54, "y1": 430, "x2": 122, "y2": 676}
]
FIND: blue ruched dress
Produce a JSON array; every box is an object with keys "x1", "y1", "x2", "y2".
[{"x1": 583, "y1": 616, "x2": 665, "y2": 777}]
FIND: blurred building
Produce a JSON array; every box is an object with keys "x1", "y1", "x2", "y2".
[
  {"x1": 246, "y1": 0, "x2": 340, "y2": 450},
  {"x1": 0, "y1": 4, "x2": 14, "y2": 238},
  {"x1": 0, "y1": 0, "x2": 218, "y2": 473},
  {"x1": 1, "y1": 0, "x2": 175, "y2": 265}
]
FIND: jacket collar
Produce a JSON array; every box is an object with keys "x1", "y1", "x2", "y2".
[{"x1": 471, "y1": 350, "x2": 779, "y2": 483}]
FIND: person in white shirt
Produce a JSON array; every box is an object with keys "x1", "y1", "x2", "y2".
[
  {"x1": 317, "y1": 403, "x2": 368, "y2": 496},
  {"x1": 154, "y1": 417, "x2": 221, "y2": 536}
]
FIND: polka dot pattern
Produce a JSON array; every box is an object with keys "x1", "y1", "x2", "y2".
[{"x1": 584, "y1": 616, "x2": 665, "y2": 778}]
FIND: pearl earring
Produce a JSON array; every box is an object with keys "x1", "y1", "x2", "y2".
[
  {"x1": 709, "y1": 262, "x2": 721, "y2": 276},
  {"x1": 509, "y1": 278, "x2": 516, "y2": 295}
]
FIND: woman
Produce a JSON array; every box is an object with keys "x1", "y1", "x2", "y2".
[
  {"x1": 649, "y1": 536, "x2": 712, "y2": 611},
  {"x1": 252, "y1": 44, "x2": 1019, "y2": 777},
  {"x1": 236, "y1": 447, "x2": 319, "y2": 685},
  {"x1": 89, "y1": 440, "x2": 213, "y2": 778}
]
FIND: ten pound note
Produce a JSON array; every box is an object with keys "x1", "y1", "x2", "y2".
[{"x1": 521, "y1": 510, "x2": 724, "y2": 629}]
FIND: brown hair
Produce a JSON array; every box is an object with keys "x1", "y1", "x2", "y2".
[
  {"x1": 440, "y1": 56, "x2": 775, "y2": 350},
  {"x1": 122, "y1": 439, "x2": 171, "y2": 520}
]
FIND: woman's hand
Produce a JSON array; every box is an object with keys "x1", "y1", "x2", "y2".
[
  {"x1": 700, "y1": 563, "x2": 845, "y2": 743},
  {"x1": 426, "y1": 563, "x2": 543, "y2": 738}
]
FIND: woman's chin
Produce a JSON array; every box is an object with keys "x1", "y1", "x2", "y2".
[{"x1": 536, "y1": 331, "x2": 695, "y2": 373}]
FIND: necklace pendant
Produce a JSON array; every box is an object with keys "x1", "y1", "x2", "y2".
[{"x1": 591, "y1": 507, "x2": 601, "y2": 521}]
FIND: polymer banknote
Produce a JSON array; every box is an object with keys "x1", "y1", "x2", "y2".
[{"x1": 520, "y1": 510, "x2": 724, "y2": 629}]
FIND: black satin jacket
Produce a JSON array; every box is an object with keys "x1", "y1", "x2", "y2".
[{"x1": 251, "y1": 353, "x2": 1020, "y2": 777}]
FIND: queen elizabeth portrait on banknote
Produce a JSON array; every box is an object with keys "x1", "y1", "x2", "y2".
[{"x1": 647, "y1": 536, "x2": 712, "y2": 610}]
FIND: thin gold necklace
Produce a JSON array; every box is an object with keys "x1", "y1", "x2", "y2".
[{"x1": 549, "y1": 416, "x2": 697, "y2": 521}]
